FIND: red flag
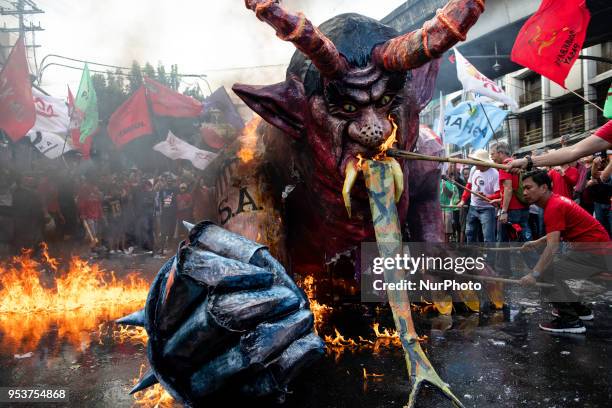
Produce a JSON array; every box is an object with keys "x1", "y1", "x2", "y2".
[
  {"x1": 108, "y1": 86, "x2": 153, "y2": 148},
  {"x1": 511, "y1": 0, "x2": 590, "y2": 87},
  {"x1": 68, "y1": 85, "x2": 92, "y2": 158},
  {"x1": 0, "y1": 37, "x2": 36, "y2": 141},
  {"x1": 144, "y1": 77, "x2": 203, "y2": 118}
]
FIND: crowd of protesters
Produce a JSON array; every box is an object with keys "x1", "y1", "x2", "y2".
[
  {"x1": 439, "y1": 140, "x2": 612, "y2": 244},
  {"x1": 0, "y1": 166, "x2": 214, "y2": 257}
]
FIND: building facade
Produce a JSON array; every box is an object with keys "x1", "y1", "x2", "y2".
[{"x1": 383, "y1": 0, "x2": 612, "y2": 155}]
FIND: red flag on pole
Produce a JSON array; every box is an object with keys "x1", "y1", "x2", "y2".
[
  {"x1": 511, "y1": 0, "x2": 590, "y2": 87},
  {"x1": 68, "y1": 85, "x2": 93, "y2": 158},
  {"x1": 143, "y1": 77, "x2": 203, "y2": 118},
  {"x1": 108, "y1": 86, "x2": 153, "y2": 148},
  {"x1": 0, "y1": 37, "x2": 36, "y2": 142}
]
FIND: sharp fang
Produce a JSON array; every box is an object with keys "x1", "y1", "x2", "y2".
[
  {"x1": 388, "y1": 158, "x2": 403, "y2": 203},
  {"x1": 342, "y1": 159, "x2": 358, "y2": 218},
  {"x1": 116, "y1": 309, "x2": 146, "y2": 327},
  {"x1": 183, "y1": 220, "x2": 195, "y2": 231},
  {"x1": 129, "y1": 369, "x2": 158, "y2": 394}
]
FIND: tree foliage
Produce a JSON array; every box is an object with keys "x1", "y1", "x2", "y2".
[{"x1": 90, "y1": 60, "x2": 183, "y2": 121}]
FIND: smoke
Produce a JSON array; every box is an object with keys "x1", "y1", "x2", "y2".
[{"x1": 35, "y1": 0, "x2": 401, "y2": 97}]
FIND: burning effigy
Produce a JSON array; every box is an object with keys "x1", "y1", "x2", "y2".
[{"x1": 120, "y1": 1, "x2": 486, "y2": 407}]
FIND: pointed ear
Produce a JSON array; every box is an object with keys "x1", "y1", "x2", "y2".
[{"x1": 232, "y1": 76, "x2": 307, "y2": 139}]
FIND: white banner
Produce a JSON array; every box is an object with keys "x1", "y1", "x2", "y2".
[
  {"x1": 154, "y1": 131, "x2": 217, "y2": 170},
  {"x1": 27, "y1": 89, "x2": 73, "y2": 159},
  {"x1": 454, "y1": 48, "x2": 518, "y2": 110}
]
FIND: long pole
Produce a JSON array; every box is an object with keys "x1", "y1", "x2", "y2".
[
  {"x1": 565, "y1": 87, "x2": 604, "y2": 113},
  {"x1": 387, "y1": 148, "x2": 508, "y2": 170},
  {"x1": 479, "y1": 102, "x2": 498, "y2": 141},
  {"x1": 441, "y1": 175, "x2": 493, "y2": 203}
]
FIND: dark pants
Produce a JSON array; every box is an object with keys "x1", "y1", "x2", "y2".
[
  {"x1": 539, "y1": 248, "x2": 611, "y2": 321},
  {"x1": 498, "y1": 208, "x2": 532, "y2": 242}
]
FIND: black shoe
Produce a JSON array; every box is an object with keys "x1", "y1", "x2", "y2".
[
  {"x1": 539, "y1": 318, "x2": 586, "y2": 334},
  {"x1": 551, "y1": 306, "x2": 593, "y2": 321}
]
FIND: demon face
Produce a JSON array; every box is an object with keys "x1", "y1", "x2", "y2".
[{"x1": 233, "y1": 13, "x2": 442, "y2": 183}]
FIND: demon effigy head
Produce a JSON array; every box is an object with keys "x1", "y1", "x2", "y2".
[{"x1": 234, "y1": 0, "x2": 484, "y2": 183}]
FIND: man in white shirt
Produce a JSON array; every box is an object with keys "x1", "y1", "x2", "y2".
[{"x1": 458, "y1": 149, "x2": 500, "y2": 242}]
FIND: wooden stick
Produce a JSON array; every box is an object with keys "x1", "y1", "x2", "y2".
[
  {"x1": 388, "y1": 148, "x2": 508, "y2": 170},
  {"x1": 82, "y1": 219, "x2": 98, "y2": 245},
  {"x1": 486, "y1": 246, "x2": 525, "y2": 252},
  {"x1": 565, "y1": 87, "x2": 604, "y2": 113},
  {"x1": 441, "y1": 175, "x2": 493, "y2": 203}
]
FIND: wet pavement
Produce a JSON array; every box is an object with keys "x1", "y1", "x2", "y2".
[{"x1": 0, "y1": 252, "x2": 611, "y2": 408}]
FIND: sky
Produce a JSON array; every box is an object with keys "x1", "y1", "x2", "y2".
[{"x1": 8, "y1": 0, "x2": 405, "y2": 98}]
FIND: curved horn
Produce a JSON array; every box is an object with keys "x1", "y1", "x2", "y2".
[
  {"x1": 245, "y1": 0, "x2": 347, "y2": 79},
  {"x1": 373, "y1": 0, "x2": 485, "y2": 72}
]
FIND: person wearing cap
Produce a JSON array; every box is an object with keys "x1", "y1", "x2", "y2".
[
  {"x1": 457, "y1": 149, "x2": 500, "y2": 243},
  {"x1": 508, "y1": 121, "x2": 612, "y2": 172}
]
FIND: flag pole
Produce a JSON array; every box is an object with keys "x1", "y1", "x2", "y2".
[
  {"x1": 60, "y1": 130, "x2": 69, "y2": 168},
  {"x1": 564, "y1": 87, "x2": 604, "y2": 113},
  {"x1": 478, "y1": 101, "x2": 499, "y2": 141}
]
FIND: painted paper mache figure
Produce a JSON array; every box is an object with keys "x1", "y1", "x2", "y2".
[{"x1": 119, "y1": 0, "x2": 486, "y2": 406}]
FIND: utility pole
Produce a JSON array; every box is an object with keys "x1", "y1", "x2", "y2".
[{"x1": 0, "y1": 0, "x2": 44, "y2": 64}]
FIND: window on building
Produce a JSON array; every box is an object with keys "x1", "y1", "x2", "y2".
[
  {"x1": 519, "y1": 74, "x2": 541, "y2": 107},
  {"x1": 553, "y1": 97, "x2": 583, "y2": 138},
  {"x1": 519, "y1": 109, "x2": 542, "y2": 147}
]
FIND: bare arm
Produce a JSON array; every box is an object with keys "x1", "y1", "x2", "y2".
[
  {"x1": 510, "y1": 135, "x2": 610, "y2": 170},
  {"x1": 533, "y1": 231, "x2": 561, "y2": 275},
  {"x1": 501, "y1": 180, "x2": 512, "y2": 212}
]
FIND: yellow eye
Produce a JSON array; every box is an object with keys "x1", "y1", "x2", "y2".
[
  {"x1": 380, "y1": 95, "x2": 392, "y2": 105},
  {"x1": 342, "y1": 103, "x2": 357, "y2": 113}
]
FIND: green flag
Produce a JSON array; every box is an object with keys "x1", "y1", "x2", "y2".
[
  {"x1": 75, "y1": 64, "x2": 99, "y2": 142},
  {"x1": 604, "y1": 85, "x2": 612, "y2": 120}
]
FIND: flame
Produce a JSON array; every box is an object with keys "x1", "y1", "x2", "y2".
[
  {"x1": 372, "y1": 322, "x2": 399, "y2": 339},
  {"x1": 0, "y1": 245, "x2": 149, "y2": 354},
  {"x1": 114, "y1": 325, "x2": 148, "y2": 346},
  {"x1": 373, "y1": 116, "x2": 398, "y2": 161},
  {"x1": 324, "y1": 328, "x2": 358, "y2": 347},
  {"x1": 237, "y1": 116, "x2": 262, "y2": 163},
  {"x1": 132, "y1": 364, "x2": 176, "y2": 408},
  {"x1": 298, "y1": 275, "x2": 332, "y2": 334}
]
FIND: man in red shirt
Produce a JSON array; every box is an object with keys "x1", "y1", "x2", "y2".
[
  {"x1": 547, "y1": 161, "x2": 578, "y2": 199},
  {"x1": 491, "y1": 142, "x2": 531, "y2": 241},
  {"x1": 519, "y1": 170, "x2": 610, "y2": 333}
]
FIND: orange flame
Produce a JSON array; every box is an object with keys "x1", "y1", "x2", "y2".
[
  {"x1": 237, "y1": 116, "x2": 262, "y2": 163},
  {"x1": 324, "y1": 328, "x2": 358, "y2": 347},
  {"x1": 0, "y1": 246, "x2": 150, "y2": 354},
  {"x1": 372, "y1": 116, "x2": 398, "y2": 161},
  {"x1": 298, "y1": 275, "x2": 332, "y2": 334},
  {"x1": 132, "y1": 364, "x2": 176, "y2": 408}
]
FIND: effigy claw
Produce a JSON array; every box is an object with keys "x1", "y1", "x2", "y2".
[{"x1": 403, "y1": 339, "x2": 465, "y2": 408}]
